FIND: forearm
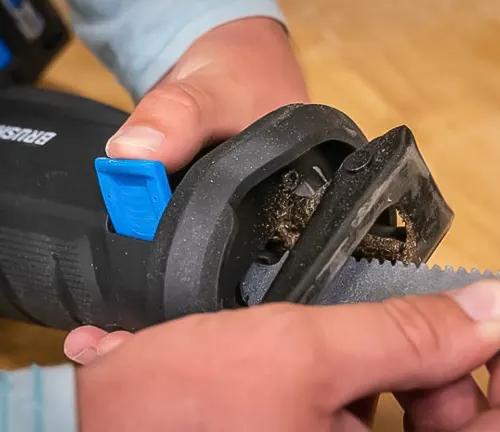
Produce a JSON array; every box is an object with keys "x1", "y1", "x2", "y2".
[
  {"x1": 0, "y1": 364, "x2": 77, "y2": 431},
  {"x1": 65, "y1": 0, "x2": 287, "y2": 102}
]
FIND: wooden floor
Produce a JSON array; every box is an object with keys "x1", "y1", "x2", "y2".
[{"x1": 1, "y1": 0, "x2": 500, "y2": 429}]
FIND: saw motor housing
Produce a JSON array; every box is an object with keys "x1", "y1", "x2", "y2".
[{"x1": 0, "y1": 86, "x2": 453, "y2": 332}]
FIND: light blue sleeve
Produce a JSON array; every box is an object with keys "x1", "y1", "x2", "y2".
[
  {"x1": 0, "y1": 364, "x2": 77, "y2": 432},
  {"x1": 66, "y1": 0, "x2": 288, "y2": 102}
]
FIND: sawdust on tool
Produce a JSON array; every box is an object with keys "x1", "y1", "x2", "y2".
[
  {"x1": 355, "y1": 207, "x2": 419, "y2": 264},
  {"x1": 261, "y1": 170, "x2": 419, "y2": 264},
  {"x1": 263, "y1": 169, "x2": 331, "y2": 252}
]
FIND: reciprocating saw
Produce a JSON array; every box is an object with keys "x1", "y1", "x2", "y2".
[{"x1": 0, "y1": 86, "x2": 498, "y2": 333}]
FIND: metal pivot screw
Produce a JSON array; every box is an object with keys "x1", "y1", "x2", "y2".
[{"x1": 343, "y1": 149, "x2": 372, "y2": 173}]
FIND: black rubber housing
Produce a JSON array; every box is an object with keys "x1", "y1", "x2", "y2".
[{"x1": 0, "y1": 86, "x2": 149, "y2": 331}]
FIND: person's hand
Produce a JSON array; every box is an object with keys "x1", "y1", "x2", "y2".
[
  {"x1": 65, "y1": 18, "x2": 500, "y2": 432},
  {"x1": 70, "y1": 18, "x2": 307, "y2": 353},
  {"x1": 72, "y1": 280, "x2": 500, "y2": 431},
  {"x1": 104, "y1": 17, "x2": 309, "y2": 172}
]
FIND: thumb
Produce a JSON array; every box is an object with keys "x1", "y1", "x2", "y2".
[
  {"x1": 64, "y1": 326, "x2": 133, "y2": 365},
  {"x1": 103, "y1": 18, "x2": 310, "y2": 172},
  {"x1": 105, "y1": 81, "x2": 220, "y2": 172},
  {"x1": 307, "y1": 280, "x2": 500, "y2": 408}
]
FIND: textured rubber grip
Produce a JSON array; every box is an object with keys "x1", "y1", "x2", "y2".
[
  {"x1": 0, "y1": 86, "x2": 158, "y2": 331},
  {"x1": 0, "y1": 86, "x2": 242, "y2": 331},
  {"x1": 0, "y1": 229, "x2": 107, "y2": 329}
]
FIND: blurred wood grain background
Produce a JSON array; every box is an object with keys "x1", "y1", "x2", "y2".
[{"x1": 1, "y1": 0, "x2": 499, "y2": 429}]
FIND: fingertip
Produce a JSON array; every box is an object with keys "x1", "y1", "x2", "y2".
[
  {"x1": 447, "y1": 279, "x2": 500, "y2": 322},
  {"x1": 105, "y1": 125, "x2": 166, "y2": 161},
  {"x1": 64, "y1": 325, "x2": 108, "y2": 364},
  {"x1": 105, "y1": 82, "x2": 212, "y2": 172}
]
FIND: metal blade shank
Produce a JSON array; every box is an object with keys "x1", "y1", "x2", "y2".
[{"x1": 313, "y1": 258, "x2": 500, "y2": 305}]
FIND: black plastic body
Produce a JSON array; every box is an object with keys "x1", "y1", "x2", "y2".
[
  {"x1": 0, "y1": 86, "x2": 453, "y2": 332},
  {"x1": 0, "y1": 86, "x2": 149, "y2": 331},
  {"x1": 0, "y1": 0, "x2": 69, "y2": 84}
]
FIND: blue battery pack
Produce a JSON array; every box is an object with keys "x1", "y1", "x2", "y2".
[{"x1": 0, "y1": 38, "x2": 13, "y2": 70}]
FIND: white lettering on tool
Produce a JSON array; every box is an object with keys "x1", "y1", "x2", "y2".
[{"x1": 0, "y1": 124, "x2": 57, "y2": 146}]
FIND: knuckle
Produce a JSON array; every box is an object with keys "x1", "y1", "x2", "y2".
[
  {"x1": 382, "y1": 298, "x2": 444, "y2": 368},
  {"x1": 146, "y1": 82, "x2": 207, "y2": 121}
]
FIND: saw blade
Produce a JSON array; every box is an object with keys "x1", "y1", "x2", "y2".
[
  {"x1": 241, "y1": 256, "x2": 500, "y2": 306},
  {"x1": 313, "y1": 258, "x2": 500, "y2": 305}
]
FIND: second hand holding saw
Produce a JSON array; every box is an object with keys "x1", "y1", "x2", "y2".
[{"x1": 0, "y1": 86, "x2": 498, "y2": 332}]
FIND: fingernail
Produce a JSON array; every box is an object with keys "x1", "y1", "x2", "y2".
[
  {"x1": 106, "y1": 125, "x2": 165, "y2": 157},
  {"x1": 449, "y1": 280, "x2": 500, "y2": 321},
  {"x1": 63, "y1": 326, "x2": 104, "y2": 364},
  {"x1": 68, "y1": 347, "x2": 97, "y2": 364}
]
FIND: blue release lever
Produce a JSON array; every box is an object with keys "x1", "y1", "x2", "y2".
[{"x1": 94, "y1": 158, "x2": 172, "y2": 241}]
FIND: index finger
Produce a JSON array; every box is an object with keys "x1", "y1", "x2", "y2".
[{"x1": 303, "y1": 281, "x2": 500, "y2": 409}]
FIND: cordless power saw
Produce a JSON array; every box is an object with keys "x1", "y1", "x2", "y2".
[{"x1": 0, "y1": 86, "x2": 498, "y2": 333}]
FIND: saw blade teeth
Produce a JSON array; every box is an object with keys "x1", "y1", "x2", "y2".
[
  {"x1": 349, "y1": 258, "x2": 499, "y2": 277},
  {"x1": 317, "y1": 257, "x2": 500, "y2": 306}
]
